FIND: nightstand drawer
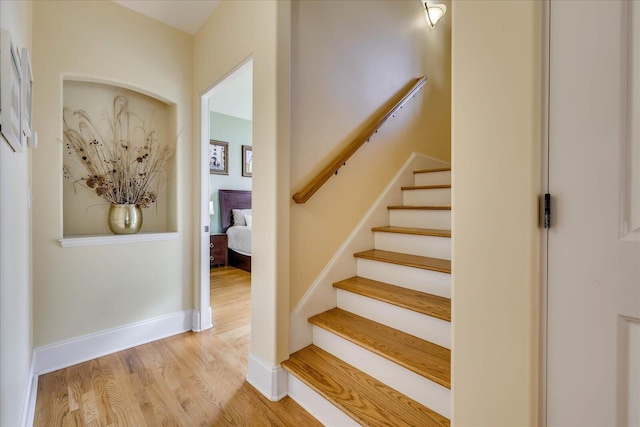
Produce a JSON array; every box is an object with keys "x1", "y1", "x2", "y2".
[{"x1": 210, "y1": 234, "x2": 228, "y2": 267}]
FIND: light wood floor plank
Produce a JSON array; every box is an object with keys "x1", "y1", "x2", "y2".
[
  {"x1": 34, "y1": 266, "x2": 320, "y2": 427},
  {"x1": 100, "y1": 363, "x2": 132, "y2": 427},
  {"x1": 66, "y1": 363, "x2": 88, "y2": 413},
  {"x1": 51, "y1": 379, "x2": 70, "y2": 426},
  {"x1": 90, "y1": 359, "x2": 116, "y2": 426},
  {"x1": 80, "y1": 391, "x2": 99, "y2": 426},
  {"x1": 63, "y1": 409, "x2": 83, "y2": 427}
]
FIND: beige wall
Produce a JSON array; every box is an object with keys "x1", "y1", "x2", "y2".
[
  {"x1": 32, "y1": 1, "x2": 193, "y2": 346},
  {"x1": 451, "y1": 1, "x2": 541, "y2": 425},
  {"x1": 0, "y1": 2, "x2": 33, "y2": 424},
  {"x1": 289, "y1": 0, "x2": 451, "y2": 310},
  {"x1": 194, "y1": 0, "x2": 291, "y2": 364}
]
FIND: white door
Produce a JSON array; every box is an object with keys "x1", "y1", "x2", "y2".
[{"x1": 547, "y1": 1, "x2": 640, "y2": 426}]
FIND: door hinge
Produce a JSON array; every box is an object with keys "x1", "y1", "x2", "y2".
[
  {"x1": 204, "y1": 225, "x2": 209, "y2": 233},
  {"x1": 543, "y1": 193, "x2": 551, "y2": 229}
]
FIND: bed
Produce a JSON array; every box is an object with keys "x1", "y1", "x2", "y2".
[{"x1": 218, "y1": 189, "x2": 252, "y2": 272}]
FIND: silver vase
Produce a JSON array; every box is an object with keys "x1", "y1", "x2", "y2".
[{"x1": 108, "y1": 204, "x2": 143, "y2": 234}]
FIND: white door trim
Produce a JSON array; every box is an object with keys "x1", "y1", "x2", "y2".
[
  {"x1": 196, "y1": 56, "x2": 254, "y2": 332},
  {"x1": 196, "y1": 86, "x2": 213, "y2": 332}
]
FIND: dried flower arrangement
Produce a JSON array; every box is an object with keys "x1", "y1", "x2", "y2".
[{"x1": 63, "y1": 95, "x2": 172, "y2": 208}]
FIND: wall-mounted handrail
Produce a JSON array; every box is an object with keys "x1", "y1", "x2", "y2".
[{"x1": 292, "y1": 76, "x2": 428, "y2": 204}]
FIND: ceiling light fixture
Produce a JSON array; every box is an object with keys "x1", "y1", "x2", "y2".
[{"x1": 424, "y1": 2, "x2": 447, "y2": 28}]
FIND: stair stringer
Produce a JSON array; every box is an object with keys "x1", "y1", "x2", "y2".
[{"x1": 289, "y1": 152, "x2": 451, "y2": 353}]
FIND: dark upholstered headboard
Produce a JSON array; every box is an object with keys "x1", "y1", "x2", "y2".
[{"x1": 219, "y1": 190, "x2": 252, "y2": 233}]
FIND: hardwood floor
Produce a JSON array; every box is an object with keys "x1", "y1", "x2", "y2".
[{"x1": 33, "y1": 267, "x2": 321, "y2": 426}]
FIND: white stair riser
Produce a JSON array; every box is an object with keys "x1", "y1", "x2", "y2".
[
  {"x1": 356, "y1": 258, "x2": 451, "y2": 299},
  {"x1": 312, "y1": 326, "x2": 451, "y2": 419},
  {"x1": 374, "y1": 232, "x2": 451, "y2": 260},
  {"x1": 403, "y1": 188, "x2": 451, "y2": 206},
  {"x1": 336, "y1": 290, "x2": 451, "y2": 349},
  {"x1": 287, "y1": 375, "x2": 359, "y2": 427},
  {"x1": 389, "y1": 209, "x2": 451, "y2": 230},
  {"x1": 414, "y1": 170, "x2": 451, "y2": 186}
]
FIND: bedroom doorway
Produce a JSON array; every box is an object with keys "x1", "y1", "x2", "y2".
[{"x1": 197, "y1": 58, "x2": 253, "y2": 333}]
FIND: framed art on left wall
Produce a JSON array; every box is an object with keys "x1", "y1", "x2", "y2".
[
  {"x1": 21, "y1": 47, "x2": 33, "y2": 139},
  {"x1": 209, "y1": 140, "x2": 229, "y2": 175},
  {"x1": 0, "y1": 29, "x2": 23, "y2": 152}
]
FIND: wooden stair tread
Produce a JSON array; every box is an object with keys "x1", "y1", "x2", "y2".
[
  {"x1": 371, "y1": 226, "x2": 451, "y2": 238},
  {"x1": 401, "y1": 184, "x2": 451, "y2": 190},
  {"x1": 333, "y1": 276, "x2": 451, "y2": 322},
  {"x1": 387, "y1": 205, "x2": 451, "y2": 210},
  {"x1": 309, "y1": 308, "x2": 451, "y2": 388},
  {"x1": 282, "y1": 345, "x2": 450, "y2": 427},
  {"x1": 354, "y1": 249, "x2": 451, "y2": 274},
  {"x1": 413, "y1": 167, "x2": 451, "y2": 174}
]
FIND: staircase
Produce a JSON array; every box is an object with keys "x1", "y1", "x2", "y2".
[{"x1": 283, "y1": 167, "x2": 452, "y2": 426}]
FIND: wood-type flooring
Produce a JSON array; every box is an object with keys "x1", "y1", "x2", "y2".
[{"x1": 33, "y1": 266, "x2": 320, "y2": 426}]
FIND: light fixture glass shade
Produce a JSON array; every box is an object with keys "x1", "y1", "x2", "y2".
[
  {"x1": 424, "y1": 3, "x2": 446, "y2": 28},
  {"x1": 209, "y1": 201, "x2": 215, "y2": 215}
]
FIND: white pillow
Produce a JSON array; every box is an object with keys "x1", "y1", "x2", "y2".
[
  {"x1": 232, "y1": 209, "x2": 252, "y2": 226},
  {"x1": 244, "y1": 214, "x2": 253, "y2": 228}
]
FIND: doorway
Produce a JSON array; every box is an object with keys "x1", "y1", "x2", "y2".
[{"x1": 197, "y1": 58, "x2": 253, "y2": 332}]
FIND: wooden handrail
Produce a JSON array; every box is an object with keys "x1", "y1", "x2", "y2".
[{"x1": 292, "y1": 76, "x2": 428, "y2": 204}]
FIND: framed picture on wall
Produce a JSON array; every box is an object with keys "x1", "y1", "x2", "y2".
[
  {"x1": 0, "y1": 29, "x2": 23, "y2": 152},
  {"x1": 21, "y1": 47, "x2": 33, "y2": 138},
  {"x1": 209, "y1": 140, "x2": 229, "y2": 175},
  {"x1": 242, "y1": 145, "x2": 252, "y2": 177}
]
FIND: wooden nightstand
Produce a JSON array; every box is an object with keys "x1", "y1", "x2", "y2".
[{"x1": 210, "y1": 234, "x2": 228, "y2": 267}]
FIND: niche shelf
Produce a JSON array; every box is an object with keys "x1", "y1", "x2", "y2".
[
  {"x1": 62, "y1": 80, "x2": 178, "y2": 238},
  {"x1": 59, "y1": 232, "x2": 180, "y2": 248}
]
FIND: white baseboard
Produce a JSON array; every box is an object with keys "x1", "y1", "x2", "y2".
[
  {"x1": 192, "y1": 307, "x2": 213, "y2": 332},
  {"x1": 20, "y1": 350, "x2": 37, "y2": 427},
  {"x1": 34, "y1": 309, "x2": 193, "y2": 376},
  {"x1": 289, "y1": 152, "x2": 451, "y2": 353},
  {"x1": 246, "y1": 352, "x2": 288, "y2": 401}
]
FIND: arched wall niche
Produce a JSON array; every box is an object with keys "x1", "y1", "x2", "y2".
[{"x1": 62, "y1": 79, "x2": 178, "y2": 236}]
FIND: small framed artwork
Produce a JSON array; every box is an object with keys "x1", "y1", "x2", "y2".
[
  {"x1": 242, "y1": 145, "x2": 252, "y2": 177},
  {"x1": 209, "y1": 140, "x2": 229, "y2": 175},
  {"x1": 0, "y1": 30, "x2": 23, "y2": 152},
  {"x1": 21, "y1": 47, "x2": 33, "y2": 138}
]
